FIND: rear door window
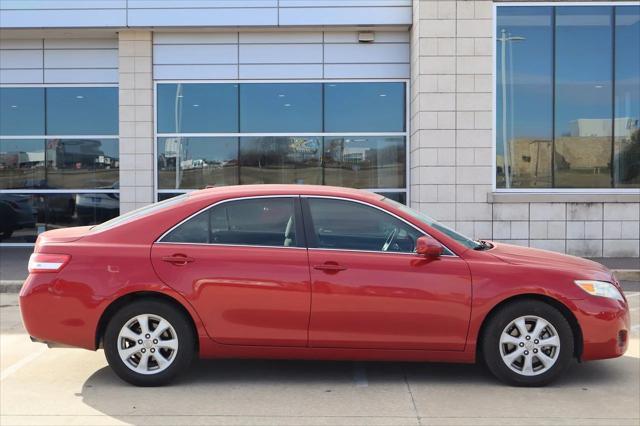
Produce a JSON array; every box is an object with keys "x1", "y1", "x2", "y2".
[{"x1": 161, "y1": 197, "x2": 300, "y2": 248}]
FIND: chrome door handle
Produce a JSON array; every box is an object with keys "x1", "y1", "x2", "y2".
[
  {"x1": 161, "y1": 255, "x2": 195, "y2": 265},
  {"x1": 313, "y1": 263, "x2": 347, "y2": 272}
]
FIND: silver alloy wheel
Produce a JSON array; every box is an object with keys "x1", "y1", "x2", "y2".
[
  {"x1": 117, "y1": 314, "x2": 179, "y2": 375},
  {"x1": 499, "y1": 315, "x2": 560, "y2": 376}
]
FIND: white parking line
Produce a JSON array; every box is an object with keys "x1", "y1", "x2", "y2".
[
  {"x1": 0, "y1": 346, "x2": 47, "y2": 382},
  {"x1": 625, "y1": 292, "x2": 640, "y2": 298}
]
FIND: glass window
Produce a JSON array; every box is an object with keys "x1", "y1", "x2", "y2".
[
  {"x1": 0, "y1": 88, "x2": 45, "y2": 136},
  {"x1": 157, "y1": 83, "x2": 238, "y2": 134},
  {"x1": 380, "y1": 197, "x2": 480, "y2": 250},
  {"x1": 240, "y1": 84, "x2": 322, "y2": 133},
  {"x1": 45, "y1": 138, "x2": 119, "y2": 190},
  {"x1": 306, "y1": 198, "x2": 421, "y2": 253},
  {"x1": 376, "y1": 192, "x2": 406, "y2": 205},
  {"x1": 614, "y1": 6, "x2": 640, "y2": 188},
  {"x1": 157, "y1": 192, "x2": 184, "y2": 202},
  {"x1": 496, "y1": 7, "x2": 553, "y2": 189},
  {"x1": 209, "y1": 198, "x2": 297, "y2": 247},
  {"x1": 555, "y1": 6, "x2": 614, "y2": 188},
  {"x1": 0, "y1": 192, "x2": 120, "y2": 243},
  {"x1": 239, "y1": 136, "x2": 321, "y2": 185},
  {"x1": 157, "y1": 137, "x2": 238, "y2": 190},
  {"x1": 0, "y1": 139, "x2": 46, "y2": 189},
  {"x1": 324, "y1": 83, "x2": 405, "y2": 132},
  {"x1": 45, "y1": 87, "x2": 118, "y2": 135},
  {"x1": 94, "y1": 193, "x2": 189, "y2": 232},
  {"x1": 324, "y1": 136, "x2": 405, "y2": 188},
  {"x1": 162, "y1": 197, "x2": 298, "y2": 247},
  {"x1": 0, "y1": 138, "x2": 118, "y2": 190},
  {"x1": 162, "y1": 209, "x2": 209, "y2": 244}
]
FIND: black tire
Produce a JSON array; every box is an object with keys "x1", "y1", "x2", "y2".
[
  {"x1": 482, "y1": 299, "x2": 574, "y2": 387},
  {"x1": 103, "y1": 300, "x2": 195, "y2": 386}
]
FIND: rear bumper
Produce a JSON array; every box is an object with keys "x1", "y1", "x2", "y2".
[
  {"x1": 19, "y1": 274, "x2": 102, "y2": 350},
  {"x1": 574, "y1": 296, "x2": 630, "y2": 361}
]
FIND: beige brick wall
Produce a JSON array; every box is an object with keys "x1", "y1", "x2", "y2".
[
  {"x1": 118, "y1": 30, "x2": 154, "y2": 214},
  {"x1": 411, "y1": 0, "x2": 640, "y2": 258}
]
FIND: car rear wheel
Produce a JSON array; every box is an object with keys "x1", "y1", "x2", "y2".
[
  {"x1": 482, "y1": 300, "x2": 574, "y2": 386},
  {"x1": 103, "y1": 300, "x2": 195, "y2": 386}
]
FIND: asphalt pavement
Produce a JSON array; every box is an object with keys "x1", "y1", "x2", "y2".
[{"x1": 1, "y1": 291, "x2": 639, "y2": 426}]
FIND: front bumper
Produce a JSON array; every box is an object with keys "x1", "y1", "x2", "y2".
[{"x1": 574, "y1": 295, "x2": 630, "y2": 361}]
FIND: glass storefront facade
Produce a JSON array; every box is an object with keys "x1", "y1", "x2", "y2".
[
  {"x1": 0, "y1": 86, "x2": 119, "y2": 243},
  {"x1": 496, "y1": 5, "x2": 640, "y2": 189},
  {"x1": 156, "y1": 82, "x2": 408, "y2": 203}
]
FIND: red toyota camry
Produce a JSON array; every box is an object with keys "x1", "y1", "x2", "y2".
[{"x1": 20, "y1": 185, "x2": 630, "y2": 387}]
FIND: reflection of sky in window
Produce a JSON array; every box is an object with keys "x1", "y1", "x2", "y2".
[
  {"x1": 157, "y1": 84, "x2": 238, "y2": 133},
  {"x1": 555, "y1": 7, "x2": 613, "y2": 137},
  {"x1": 615, "y1": 7, "x2": 640, "y2": 124},
  {"x1": 324, "y1": 83, "x2": 405, "y2": 132},
  {"x1": 496, "y1": 7, "x2": 552, "y2": 155},
  {"x1": 0, "y1": 88, "x2": 45, "y2": 135},
  {"x1": 240, "y1": 84, "x2": 322, "y2": 132},
  {"x1": 46, "y1": 88, "x2": 118, "y2": 135},
  {"x1": 496, "y1": 6, "x2": 640, "y2": 155}
]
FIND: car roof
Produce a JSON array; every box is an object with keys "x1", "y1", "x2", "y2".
[{"x1": 186, "y1": 184, "x2": 384, "y2": 203}]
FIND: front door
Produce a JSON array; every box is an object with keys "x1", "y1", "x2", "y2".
[
  {"x1": 303, "y1": 197, "x2": 472, "y2": 351},
  {"x1": 151, "y1": 196, "x2": 311, "y2": 347}
]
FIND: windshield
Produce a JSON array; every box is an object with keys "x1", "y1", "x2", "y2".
[
  {"x1": 380, "y1": 197, "x2": 482, "y2": 250},
  {"x1": 91, "y1": 193, "x2": 190, "y2": 232}
]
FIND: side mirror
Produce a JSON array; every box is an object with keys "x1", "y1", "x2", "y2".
[{"x1": 416, "y1": 236, "x2": 444, "y2": 257}]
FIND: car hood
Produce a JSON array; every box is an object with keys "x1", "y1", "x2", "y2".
[{"x1": 487, "y1": 242, "x2": 614, "y2": 281}]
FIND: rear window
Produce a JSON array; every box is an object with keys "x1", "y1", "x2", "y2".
[{"x1": 91, "y1": 193, "x2": 189, "y2": 232}]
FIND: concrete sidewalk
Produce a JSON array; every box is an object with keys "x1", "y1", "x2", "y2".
[{"x1": 1, "y1": 247, "x2": 638, "y2": 293}]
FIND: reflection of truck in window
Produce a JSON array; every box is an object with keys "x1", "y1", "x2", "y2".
[{"x1": 0, "y1": 194, "x2": 36, "y2": 240}]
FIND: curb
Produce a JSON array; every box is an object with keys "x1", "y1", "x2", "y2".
[
  {"x1": 1, "y1": 269, "x2": 639, "y2": 294},
  {"x1": 616, "y1": 270, "x2": 640, "y2": 282},
  {"x1": 0, "y1": 280, "x2": 24, "y2": 294}
]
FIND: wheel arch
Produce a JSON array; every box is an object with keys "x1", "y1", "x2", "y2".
[
  {"x1": 95, "y1": 291, "x2": 200, "y2": 354},
  {"x1": 475, "y1": 293, "x2": 584, "y2": 361}
]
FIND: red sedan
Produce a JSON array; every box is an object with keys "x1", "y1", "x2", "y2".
[{"x1": 20, "y1": 185, "x2": 630, "y2": 386}]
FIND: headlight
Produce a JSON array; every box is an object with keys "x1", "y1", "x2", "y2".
[{"x1": 575, "y1": 280, "x2": 625, "y2": 302}]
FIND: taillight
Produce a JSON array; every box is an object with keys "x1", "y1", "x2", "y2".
[{"x1": 28, "y1": 253, "x2": 71, "y2": 273}]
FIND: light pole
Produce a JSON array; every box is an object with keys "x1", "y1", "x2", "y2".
[{"x1": 498, "y1": 29, "x2": 525, "y2": 188}]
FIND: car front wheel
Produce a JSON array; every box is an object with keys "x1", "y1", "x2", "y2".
[
  {"x1": 103, "y1": 300, "x2": 195, "y2": 386},
  {"x1": 482, "y1": 300, "x2": 574, "y2": 386}
]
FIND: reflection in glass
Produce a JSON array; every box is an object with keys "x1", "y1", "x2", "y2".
[
  {"x1": 239, "y1": 137, "x2": 321, "y2": 185},
  {"x1": 324, "y1": 83, "x2": 405, "y2": 132},
  {"x1": 0, "y1": 88, "x2": 45, "y2": 136},
  {"x1": 157, "y1": 192, "x2": 183, "y2": 202},
  {"x1": 46, "y1": 87, "x2": 118, "y2": 135},
  {"x1": 157, "y1": 137, "x2": 238, "y2": 189},
  {"x1": 323, "y1": 136, "x2": 405, "y2": 189},
  {"x1": 240, "y1": 84, "x2": 322, "y2": 133},
  {"x1": 377, "y1": 192, "x2": 407, "y2": 205},
  {"x1": 496, "y1": 7, "x2": 553, "y2": 188},
  {"x1": 554, "y1": 7, "x2": 613, "y2": 188},
  {"x1": 0, "y1": 139, "x2": 118, "y2": 189},
  {"x1": 0, "y1": 192, "x2": 119, "y2": 243},
  {"x1": 157, "y1": 83, "x2": 239, "y2": 134},
  {"x1": 614, "y1": 6, "x2": 640, "y2": 188},
  {"x1": 46, "y1": 139, "x2": 119, "y2": 189},
  {"x1": 0, "y1": 139, "x2": 46, "y2": 189}
]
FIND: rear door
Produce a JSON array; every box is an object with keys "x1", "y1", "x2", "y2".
[{"x1": 151, "y1": 196, "x2": 311, "y2": 347}]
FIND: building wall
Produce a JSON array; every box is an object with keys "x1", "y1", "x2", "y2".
[
  {"x1": 410, "y1": 0, "x2": 640, "y2": 258},
  {"x1": 152, "y1": 31, "x2": 410, "y2": 80},
  {"x1": 0, "y1": 37, "x2": 118, "y2": 84}
]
